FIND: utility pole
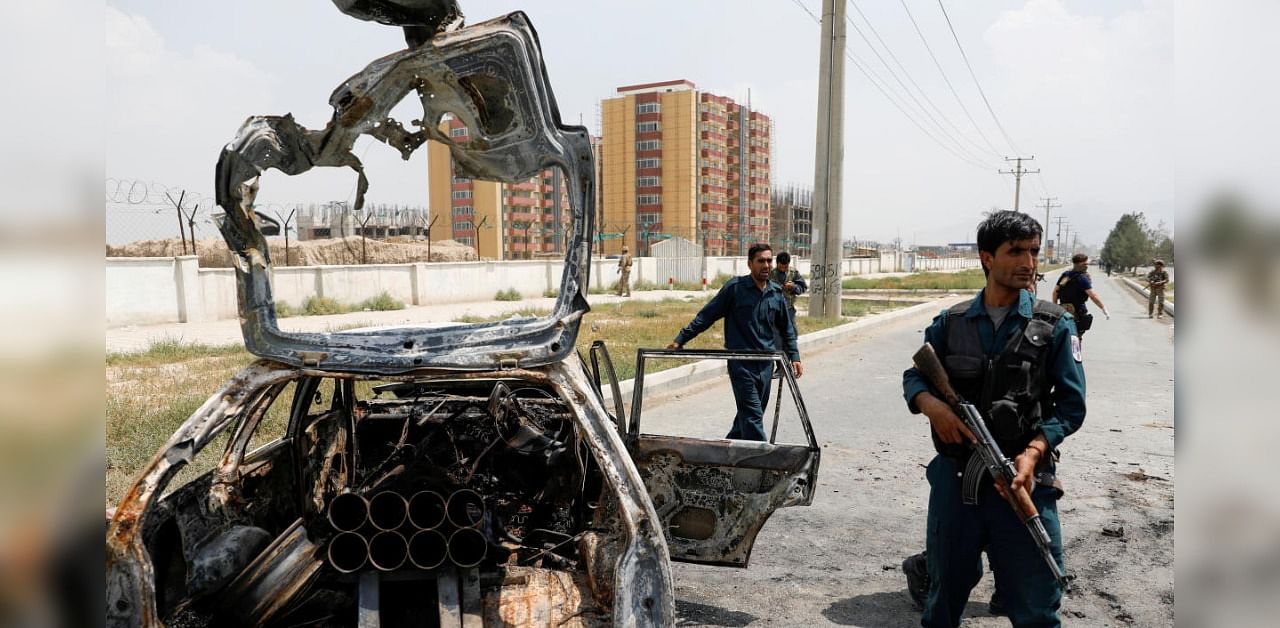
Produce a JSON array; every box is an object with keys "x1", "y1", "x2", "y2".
[
  {"x1": 999, "y1": 156, "x2": 1039, "y2": 212},
  {"x1": 1053, "y1": 216, "x2": 1068, "y2": 262},
  {"x1": 1038, "y1": 197, "x2": 1059, "y2": 263},
  {"x1": 808, "y1": 0, "x2": 846, "y2": 319}
]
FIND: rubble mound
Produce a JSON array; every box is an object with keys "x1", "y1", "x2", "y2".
[{"x1": 107, "y1": 236, "x2": 478, "y2": 267}]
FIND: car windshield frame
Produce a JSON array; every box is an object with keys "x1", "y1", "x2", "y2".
[{"x1": 213, "y1": 12, "x2": 594, "y2": 375}]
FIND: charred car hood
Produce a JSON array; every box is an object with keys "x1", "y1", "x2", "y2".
[{"x1": 214, "y1": 10, "x2": 593, "y2": 374}]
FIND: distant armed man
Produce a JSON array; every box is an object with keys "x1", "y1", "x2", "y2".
[
  {"x1": 1146, "y1": 259, "x2": 1169, "y2": 319},
  {"x1": 616, "y1": 245, "x2": 633, "y2": 297},
  {"x1": 1052, "y1": 253, "x2": 1109, "y2": 338}
]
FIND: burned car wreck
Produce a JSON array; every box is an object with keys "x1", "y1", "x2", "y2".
[{"x1": 106, "y1": 2, "x2": 820, "y2": 626}]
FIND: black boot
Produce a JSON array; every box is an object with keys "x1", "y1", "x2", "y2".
[{"x1": 902, "y1": 552, "x2": 930, "y2": 610}]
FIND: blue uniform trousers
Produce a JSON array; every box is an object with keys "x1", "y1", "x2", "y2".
[
  {"x1": 725, "y1": 360, "x2": 774, "y2": 441},
  {"x1": 923, "y1": 455, "x2": 1064, "y2": 628}
]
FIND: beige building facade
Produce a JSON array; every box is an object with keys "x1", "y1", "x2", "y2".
[
  {"x1": 427, "y1": 117, "x2": 573, "y2": 260},
  {"x1": 601, "y1": 79, "x2": 772, "y2": 257}
]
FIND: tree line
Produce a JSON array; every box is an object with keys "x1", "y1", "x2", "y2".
[{"x1": 1101, "y1": 212, "x2": 1174, "y2": 272}]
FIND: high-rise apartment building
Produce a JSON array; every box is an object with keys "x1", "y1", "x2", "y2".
[
  {"x1": 601, "y1": 80, "x2": 772, "y2": 256},
  {"x1": 771, "y1": 184, "x2": 813, "y2": 258},
  {"x1": 427, "y1": 116, "x2": 572, "y2": 260}
]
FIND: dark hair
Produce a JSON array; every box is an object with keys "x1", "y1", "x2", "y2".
[
  {"x1": 1072, "y1": 253, "x2": 1089, "y2": 264},
  {"x1": 776, "y1": 251, "x2": 791, "y2": 265},
  {"x1": 748, "y1": 243, "x2": 773, "y2": 262},
  {"x1": 976, "y1": 211, "x2": 1043, "y2": 255}
]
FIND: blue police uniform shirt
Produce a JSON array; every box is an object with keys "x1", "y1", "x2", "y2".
[
  {"x1": 901, "y1": 289, "x2": 1086, "y2": 451},
  {"x1": 674, "y1": 275, "x2": 801, "y2": 362}
]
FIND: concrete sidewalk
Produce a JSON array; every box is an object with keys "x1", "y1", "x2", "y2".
[{"x1": 106, "y1": 289, "x2": 710, "y2": 353}]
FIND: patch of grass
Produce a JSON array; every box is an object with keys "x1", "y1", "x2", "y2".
[
  {"x1": 358, "y1": 291, "x2": 405, "y2": 311},
  {"x1": 495, "y1": 288, "x2": 523, "y2": 301},
  {"x1": 303, "y1": 295, "x2": 349, "y2": 316},
  {"x1": 106, "y1": 338, "x2": 247, "y2": 368},
  {"x1": 275, "y1": 301, "x2": 297, "y2": 318},
  {"x1": 106, "y1": 346, "x2": 260, "y2": 504},
  {"x1": 843, "y1": 268, "x2": 986, "y2": 291},
  {"x1": 543, "y1": 288, "x2": 560, "y2": 298},
  {"x1": 708, "y1": 272, "x2": 734, "y2": 288}
]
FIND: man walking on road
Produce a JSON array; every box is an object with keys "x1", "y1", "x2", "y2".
[
  {"x1": 1052, "y1": 253, "x2": 1109, "y2": 338},
  {"x1": 901, "y1": 211, "x2": 1086, "y2": 627},
  {"x1": 768, "y1": 251, "x2": 808, "y2": 320},
  {"x1": 615, "y1": 246, "x2": 633, "y2": 297},
  {"x1": 667, "y1": 243, "x2": 803, "y2": 441},
  {"x1": 1146, "y1": 260, "x2": 1169, "y2": 318}
]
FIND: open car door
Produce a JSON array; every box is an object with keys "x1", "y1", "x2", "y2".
[{"x1": 624, "y1": 349, "x2": 820, "y2": 567}]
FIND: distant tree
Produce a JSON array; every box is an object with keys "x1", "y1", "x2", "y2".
[
  {"x1": 1101, "y1": 212, "x2": 1154, "y2": 272},
  {"x1": 1154, "y1": 236, "x2": 1174, "y2": 264}
]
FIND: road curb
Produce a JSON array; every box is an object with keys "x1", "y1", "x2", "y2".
[
  {"x1": 603, "y1": 296, "x2": 968, "y2": 404},
  {"x1": 1119, "y1": 277, "x2": 1175, "y2": 318}
]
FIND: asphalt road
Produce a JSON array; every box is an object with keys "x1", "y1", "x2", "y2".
[{"x1": 642, "y1": 273, "x2": 1175, "y2": 626}]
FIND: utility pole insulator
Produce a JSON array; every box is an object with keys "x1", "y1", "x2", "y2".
[{"x1": 999, "y1": 156, "x2": 1040, "y2": 213}]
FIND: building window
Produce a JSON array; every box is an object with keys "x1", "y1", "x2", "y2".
[
  {"x1": 637, "y1": 194, "x2": 661, "y2": 206},
  {"x1": 636, "y1": 102, "x2": 660, "y2": 114},
  {"x1": 638, "y1": 212, "x2": 661, "y2": 226},
  {"x1": 449, "y1": 127, "x2": 468, "y2": 138},
  {"x1": 453, "y1": 206, "x2": 474, "y2": 216},
  {"x1": 637, "y1": 121, "x2": 660, "y2": 133},
  {"x1": 452, "y1": 190, "x2": 472, "y2": 200},
  {"x1": 637, "y1": 176, "x2": 660, "y2": 188},
  {"x1": 637, "y1": 140, "x2": 660, "y2": 152},
  {"x1": 637, "y1": 158, "x2": 660, "y2": 169}
]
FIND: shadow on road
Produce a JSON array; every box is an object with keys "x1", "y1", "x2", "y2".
[
  {"x1": 821, "y1": 590, "x2": 996, "y2": 626},
  {"x1": 676, "y1": 598, "x2": 758, "y2": 626}
]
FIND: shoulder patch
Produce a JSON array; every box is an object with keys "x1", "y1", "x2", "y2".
[{"x1": 1071, "y1": 334, "x2": 1083, "y2": 362}]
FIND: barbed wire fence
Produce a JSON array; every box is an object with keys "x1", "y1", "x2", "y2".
[{"x1": 106, "y1": 177, "x2": 437, "y2": 265}]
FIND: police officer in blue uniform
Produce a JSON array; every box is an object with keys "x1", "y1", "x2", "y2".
[
  {"x1": 902, "y1": 211, "x2": 1087, "y2": 627},
  {"x1": 668, "y1": 243, "x2": 803, "y2": 441},
  {"x1": 1052, "y1": 253, "x2": 1109, "y2": 337}
]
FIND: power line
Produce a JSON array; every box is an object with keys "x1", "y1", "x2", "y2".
[
  {"x1": 935, "y1": 0, "x2": 1024, "y2": 155},
  {"x1": 788, "y1": 0, "x2": 994, "y2": 170},
  {"x1": 848, "y1": 0, "x2": 998, "y2": 164},
  {"x1": 898, "y1": 0, "x2": 1005, "y2": 159}
]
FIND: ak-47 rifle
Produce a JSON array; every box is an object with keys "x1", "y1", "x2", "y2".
[{"x1": 913, "y1": 342, "x2": 1073, "y2": 588}]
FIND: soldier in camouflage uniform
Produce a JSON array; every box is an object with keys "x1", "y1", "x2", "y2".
[
  {"x1": 1146, "y1": 259, "x2": 1169, "y2": 319},
  {"x1": 616, "y1": 246, "x2": 633, "y2": 297},
  {"x1": 767, "y1": 251, "x2": 808, "y2": 320}
]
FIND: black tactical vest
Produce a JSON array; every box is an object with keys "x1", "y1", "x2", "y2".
[
  {"x1": 933, "y1": 298, "x2": 1066, "y2": 460},
  {"x1": 1056, "y1": 270, "x2": 1089, "y2": 308}
]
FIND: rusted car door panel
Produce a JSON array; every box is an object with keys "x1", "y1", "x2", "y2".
[
  {"x1": 632, "y1": 436, "x2": 817, "y2": 567},
  {"x1": 625, "y1": 349, "x2": 821, "y2": 568}
]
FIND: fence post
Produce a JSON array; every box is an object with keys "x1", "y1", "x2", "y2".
[{"x1": 173, "y1": 255, "x2": 203, "y2": 323}]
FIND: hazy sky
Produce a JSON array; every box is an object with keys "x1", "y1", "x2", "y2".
[{"x1": 106, "y1": 0, "x2": 1173, "y2": 248}]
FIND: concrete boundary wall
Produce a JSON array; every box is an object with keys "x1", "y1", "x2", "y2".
[{"x1": 106, "y1": 253, "x2": 977, "y2": 327}]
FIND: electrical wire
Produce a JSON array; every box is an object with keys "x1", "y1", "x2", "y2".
[
  {"x1": 898, "y1": 0, "x2": 1007, "y2": 160},
  {"x1": 935, "y1": 0, "x2": 1024, "y2": 155},
  {"x1": 846, "y1": 0, "x2": 999, "y2": 165},
  {"x1": 788, "y1": 0, "x2": 995, "y2": 170}
]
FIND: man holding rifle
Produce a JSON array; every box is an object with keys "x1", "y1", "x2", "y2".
[{"x1": 902, "y1": 211, "x2": 1086, "y2": 627}]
